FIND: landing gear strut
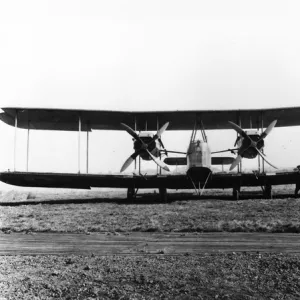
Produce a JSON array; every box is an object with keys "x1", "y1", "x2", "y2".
[
  {"x1": 295, "y1": 181, "x2": 300, "y2": 196},
  {"x1": 232, "y1": 187, "x2": 240, "y2": 200}
]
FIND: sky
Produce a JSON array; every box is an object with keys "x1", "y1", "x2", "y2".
[{"x1": 1, "y1": 0, "x2": 300, "y2": 186}]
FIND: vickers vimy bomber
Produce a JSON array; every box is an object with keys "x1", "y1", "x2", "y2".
[{"x1": 0, "y1": 106, "x2": 300, "y2": 201}]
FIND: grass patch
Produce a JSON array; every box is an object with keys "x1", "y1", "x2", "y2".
[{"x1": 1, "y1": 196, "x2": 300, "y2": 233}]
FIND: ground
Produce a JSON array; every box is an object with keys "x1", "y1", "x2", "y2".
[
  {"x1": 1, "y1": 187, "x2": 300, "y2": 233},
  {"x1": 1, "y1": 186, "x2": 300, "y2": 299},
  {"x1": 1, "y1": 253, "x2": 300, "y2": 299}
]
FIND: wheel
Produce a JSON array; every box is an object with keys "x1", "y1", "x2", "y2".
[
  {"x1": 233, "y1": 188, "x2": 240, "y2": 201},
  {"x1": 159, "y1": 188, "x2": 168, "y2": 202},
  {"x1": 127, "y1": 187, "x2": 135, "y2": 201},
  {"x1": 295, "y1": 182, "x2": 300, "y2": 196},
  {"x1": 264, "y1": 184, "x2": 272, "y2": 199}
]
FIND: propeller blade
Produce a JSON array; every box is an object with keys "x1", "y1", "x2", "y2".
[
  {"x1": 158, "y1": 138, "x2": 165, "y2": 148},
  {"x1": 120, "y1": 151, "x2": 140, "y2": 172},
  {"x1": 254, "y1": 147, "x2": 277, "y2": 169},
  {"x1": 234, "y1": 136, "x2": 241, "y2": 147},
  {"x1": 148, "y1": 122, "x2": 169, "y2": 152},
  {"x1": 229, "y1": 155, "x2": 242, "y2": 171},
  {"x1": 258, "y1": 120, "x2": 277, "y2": 141},
  {"x1": 157, "y1": 122, "x2": 169, "y2": 138},
  {"x1": 146, "y1": 149, "x2": 170, "y2": 171},
  {"x1": 234, "y1": 137, "x2": 238, "y2": 147},
  {"x1": 120, "y1": 123, "x2": 144, "y2": 144},
  {"x1": 228, "y1": 121, "x2": 250, "y2": 140},
  {"x1": 152, "y1": 122, "x2": 170, "y2": 142}
]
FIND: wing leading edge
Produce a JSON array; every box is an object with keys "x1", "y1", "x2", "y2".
[{"x1": 1, "y1": 106, "x2": 300, "y2": 131}]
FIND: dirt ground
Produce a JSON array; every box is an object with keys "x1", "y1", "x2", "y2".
[
  {"x1": 1, "y1": 253, "x2": 300, "y2": 300},
  {"x1": 1, "y1": 186, "x2": 300, "y2": 299}
]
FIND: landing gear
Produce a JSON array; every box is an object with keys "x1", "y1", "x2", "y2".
[
  {"x1": 232, "y1": 187, "x2": 240, "y2": 201},
  {"x1": 264, "y1": 184, "x2": 273, "y2": 199},
  {"x1": 127, "y1": 187, "x2": 136, "y2": 201},
  {"x1": 295, "y1": 181, "x2": 300, "y2": 196},
  {"x1": 159, "y1": 187, "x2": 168, "y2": 202}
]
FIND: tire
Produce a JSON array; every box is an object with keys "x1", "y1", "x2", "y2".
[
  {"x1": 264, "y1": 184, "x2": 272, "y2": 199},
  {"x1": 233, "y1": 188, "x2": 240, "y2": 201},
  {"x1": 127, "y1": 187, "x2": 135, "y2": 201},
  {"x1": 159, "y1": 188, "x2": 168, "y2": 202}
]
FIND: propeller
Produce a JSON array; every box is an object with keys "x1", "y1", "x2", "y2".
[
  {"x1": 120, "y1": 122, "x2": 170, "y2": 172},
  {"x1": 228, "y1": 120, "x2": 277, "y2": 171}
]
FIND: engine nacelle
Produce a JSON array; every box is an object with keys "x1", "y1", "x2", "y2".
[
  {"x1": 133, "y1": 132, "x2": 160, "y2": 160},
  {"x1": 236, "y1": 130, "x2": 264, "y2": 159}
]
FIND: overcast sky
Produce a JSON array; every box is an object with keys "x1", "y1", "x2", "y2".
[{"x1": 1, "y1": 0, "x2": 300, "y2": 184}]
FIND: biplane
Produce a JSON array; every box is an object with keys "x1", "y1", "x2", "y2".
[{"x1": 1, "y1": 106, "x2": 300, "y2": 201}]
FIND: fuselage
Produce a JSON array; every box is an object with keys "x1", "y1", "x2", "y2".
[
  {"x1": 236, "y1": 130, "x2": 264, "y2": 158},
  {"x1": 187, "y1": 140, "x2": 211, "y2": 169},
  {"x1": 133, "y1": 132, "x2": 161, "y2": 160},
  {"x1": 186, "y1": 140, "x2": 212, "y2": 181}
]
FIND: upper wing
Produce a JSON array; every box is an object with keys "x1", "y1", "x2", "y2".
[{"x1": 1, "y1": 106, "x2": 300, "y2": 131}]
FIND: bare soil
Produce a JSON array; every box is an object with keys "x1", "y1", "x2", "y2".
[{"x1": 1, "y1": 253, "x2": 300, "y2": 299}]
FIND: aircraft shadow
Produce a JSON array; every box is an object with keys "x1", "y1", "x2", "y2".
[{"x1": 0, "y1": 192, "x2": 298, "y2": 206}]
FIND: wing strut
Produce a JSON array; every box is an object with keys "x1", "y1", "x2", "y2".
[
  {"x1": 86, "y1": 121, "x2": 90, "y2": 174},
  {"x1": 14, "y1": 110, "x2": 18, "y2": 172},
  {"x1": 26, "y1": 120, "x2": 30, "y2": 172},
  {"x1": 78, "y1": 114, "x2": 81, "y2": 174},
  {"x1": 261, "y1": 112, "x2": 265, "y2": 173}
]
